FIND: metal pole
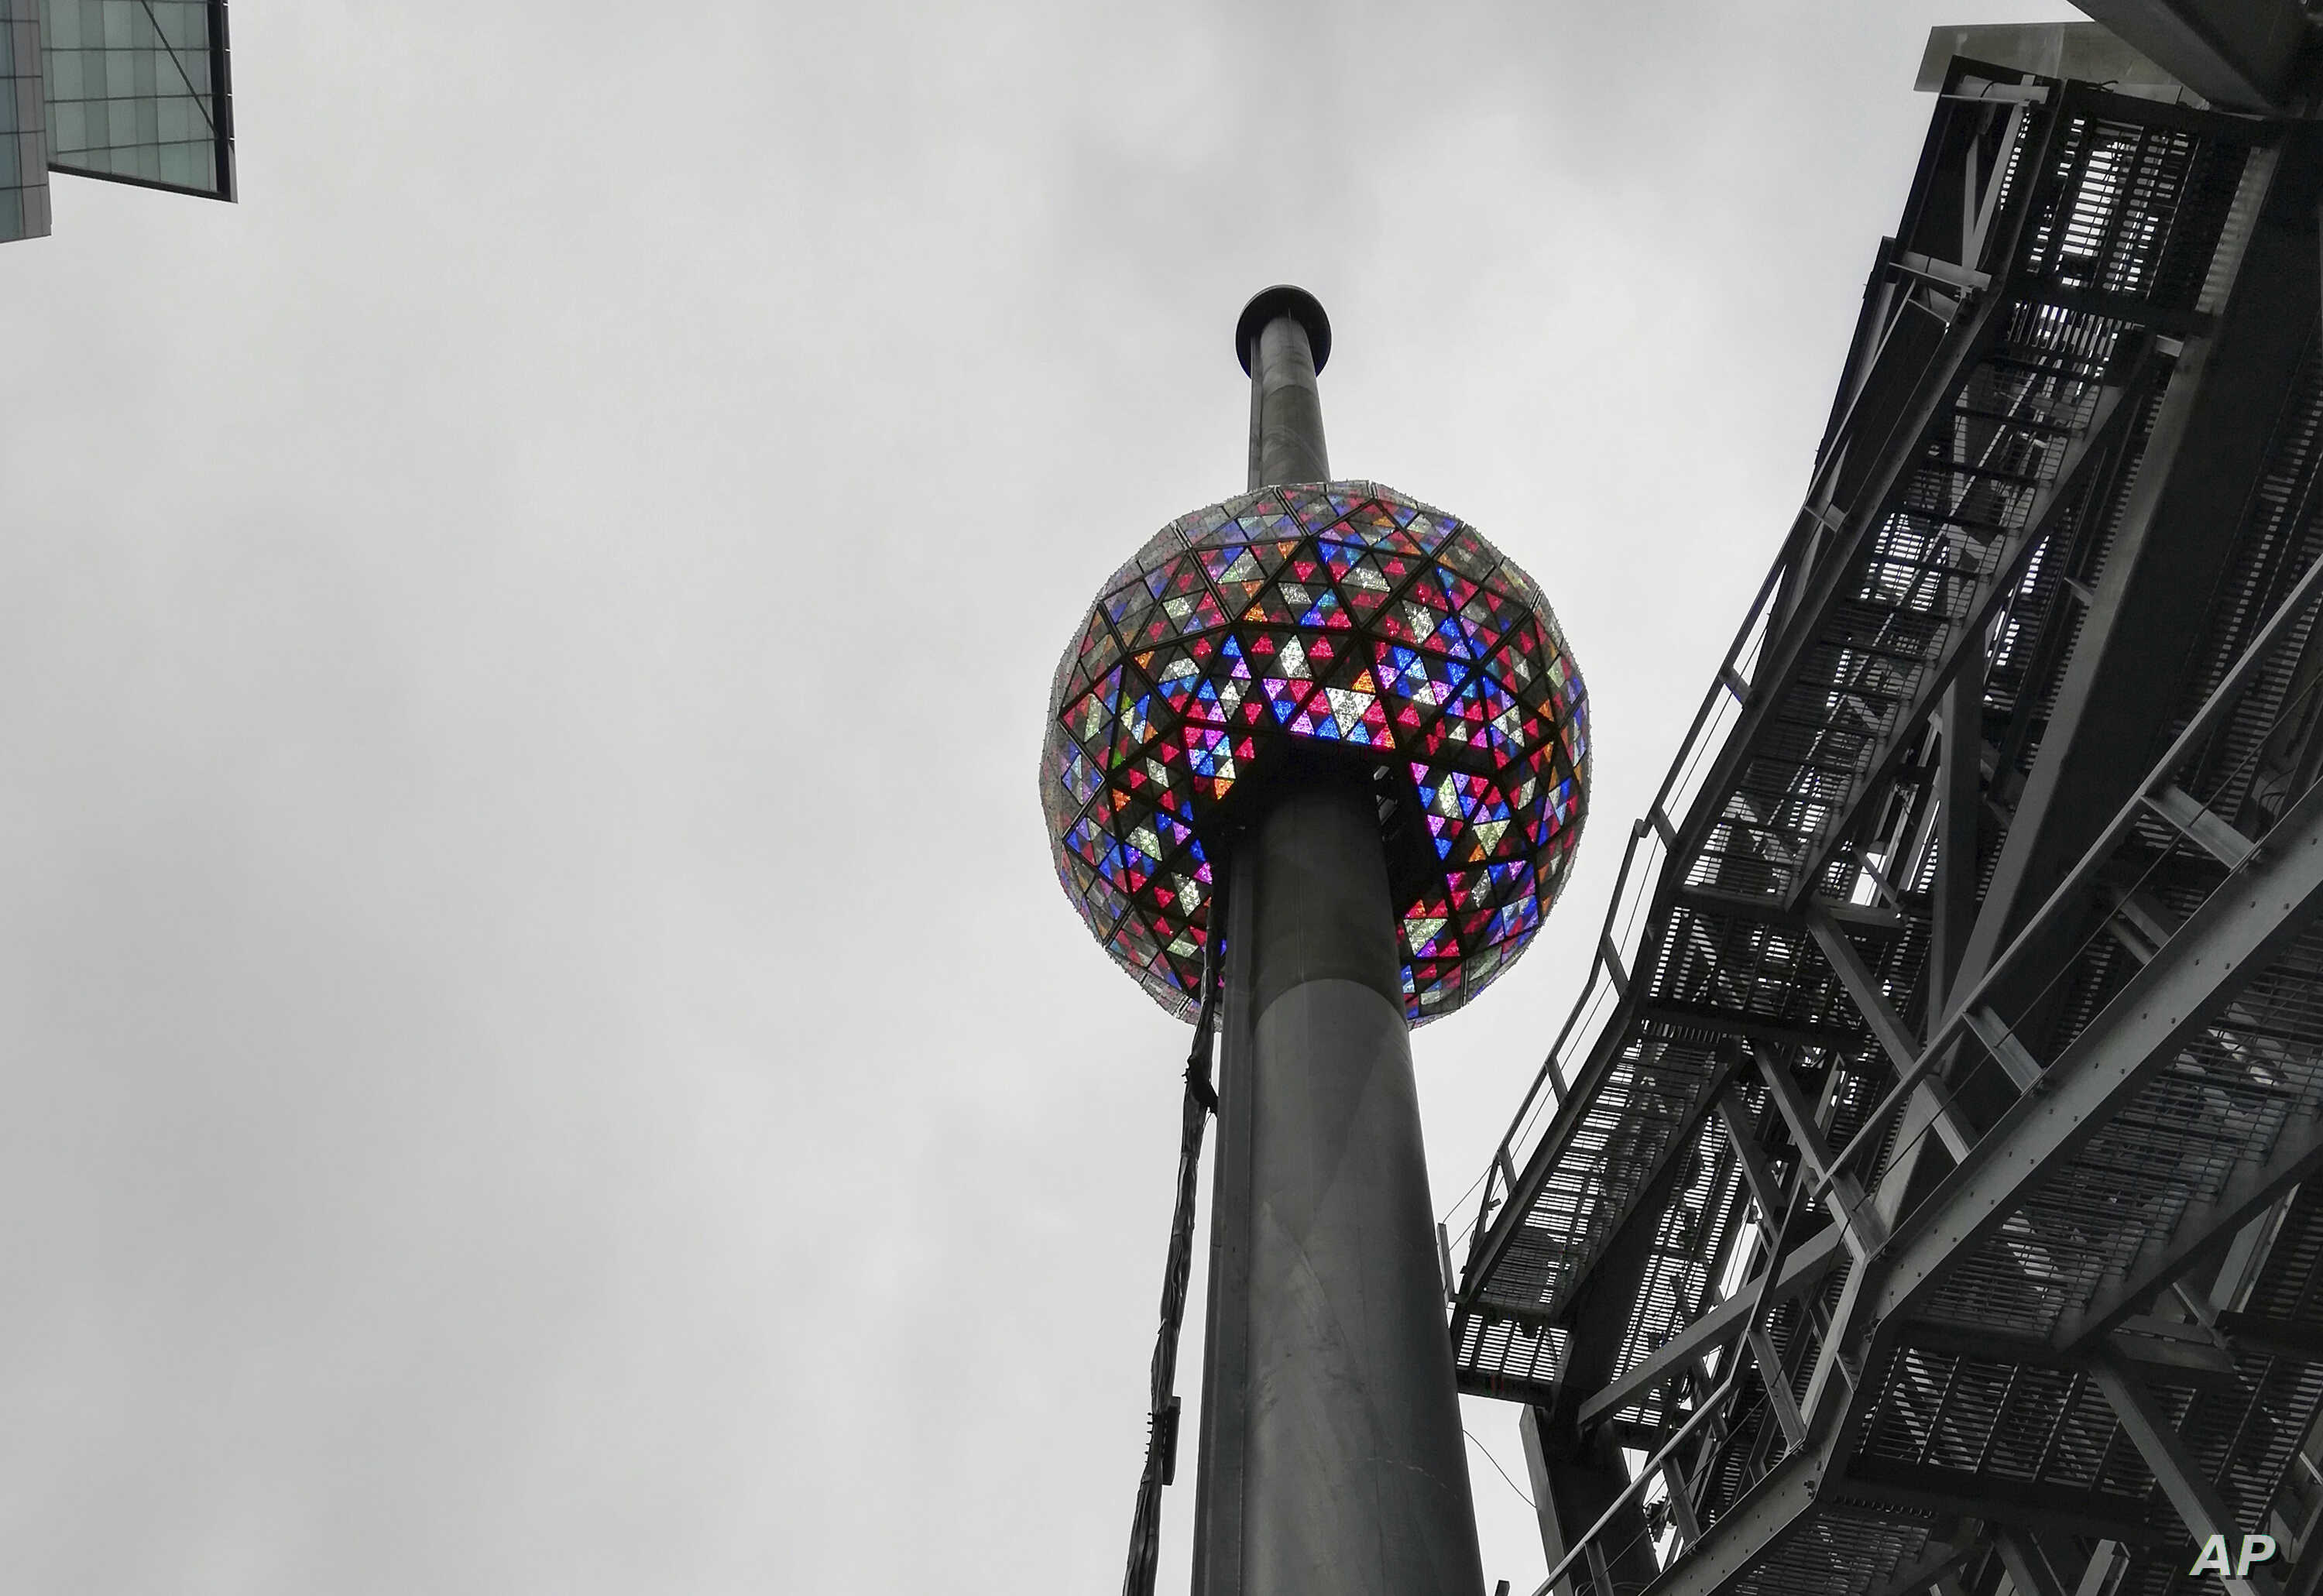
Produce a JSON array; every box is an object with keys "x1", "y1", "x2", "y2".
[
  {"x1": 1239, "y1": 285, "x2": 1333, "y2": 490},
  {"x1": 1195, "y1": 287, "x2": 1487, "y2": 1596},
  {"x1": 1240, "y1": 773, "x2": 1485, "y2": 1594}
]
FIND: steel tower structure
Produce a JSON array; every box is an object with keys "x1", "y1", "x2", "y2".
[
  {"x1": 1448, "y1": 16, "x2": 2323, "y2": 1596},
  {"x1": 1039, "y1": 290, "x2": 1591, "y2": 1594}
]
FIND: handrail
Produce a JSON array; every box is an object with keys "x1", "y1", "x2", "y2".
[{"x1": 1462, "y1": 551, "x2": 1799, "y2": 1295}]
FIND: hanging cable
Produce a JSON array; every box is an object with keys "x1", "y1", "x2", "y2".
[{"x1": 1120, "y1": 864, "x2": 1228, "y2": 1596}]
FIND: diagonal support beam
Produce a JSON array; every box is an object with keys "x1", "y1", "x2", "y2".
[
  {"x1": 1807, "y1": 908, "x2": 1924, "y2": 1074},
  {"x1": 2289, "y1": 1522, "x2": 2323, "y2": 1596},
  {"x1": 2053, "y1": 1108, "x2": 2323, "y2": 1350},
  {"x1": 1876, "y1": 771, "x2": 2323, "y2": 1322},
  {"x1": 2072, "y1": 1541, "x2": 2129, "y2": 1596},
  {"x1": 1809, "y1": 906, "x2": 1977, "y2": 1160},
  {"x1": 1963, "y1": 1004, "x2": 2044, "y2": 1092},
  {"x1": 1997, "y1": 1529, "x2": 2071, "y2": 1596},
  {"x1": 1932, "y1": 664, "x2": 1985, "y2": 1020},
  {"x1": 2145, "y1": 783, "x2": 2256, "y2": 870},
  {"x1": 1877, "y1": 1552, "x2": 1970, "y2": 1596},
  {"x1": 1868, "y1": 1541, "x2": 1968, "y2": 1596},
  {"x1": 1660, "y1": 1456, "x2": 1703, "y2": 1548},
  {"x1": 1521, "y1": 1408, "x2": 1661, "y2": 1596},
  {"x1": 1719, "y1": 1090, "x2": 1787, "y2": 1225},
  {"x1": 2089, "y1": 1350, "x2": 2285, "y2": 1596},
  {"x1": 1636, "y1": 1450, "x2": 1820, "y2": 1596},
  {"x1": 1755, "y1": 1045, "x2": 1886, "y2": 1258},
  {"x1": 1748, "y1": 1321, "x2": 1810, "y2": 1448},
  {"x1": 1573, "y1": 1177, "x2": 1848, "y2": 1426}
]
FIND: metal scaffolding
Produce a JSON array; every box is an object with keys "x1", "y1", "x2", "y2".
[{"x1": 1453, "y1": 26, "x2": 2323, "y2": 1596}]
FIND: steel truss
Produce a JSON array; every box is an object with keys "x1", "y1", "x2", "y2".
[{"x1": 1454, "y1": 45, "x2": 2323, "y2": 1596}]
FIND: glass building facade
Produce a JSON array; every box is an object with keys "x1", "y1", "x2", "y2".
[
  {"x1": 43, "y1": 0, "x2": 231, "y2": 196},
  {"x1": 0, "y1": 0, "x2": 231, "y2": 244},
  {"x1": 2, "y1": 0, "x2": 50, "y2": 242}
]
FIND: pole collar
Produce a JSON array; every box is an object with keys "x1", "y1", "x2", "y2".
[{"x1": 1235, "y1": 285, "x2": 1332, "y2": 376}]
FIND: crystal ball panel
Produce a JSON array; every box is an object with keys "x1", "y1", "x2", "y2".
[{"x1": 1040, "y1": 482, "x2": 1589, "y2": 1025}]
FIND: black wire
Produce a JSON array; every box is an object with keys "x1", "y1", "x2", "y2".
[
  {"x1": 1120, "y1": 864, "x2": 1228, "y2": 1596},
  {"x1": 1463, "y1": 1427, "x2": 1537, "y2": 1511}
]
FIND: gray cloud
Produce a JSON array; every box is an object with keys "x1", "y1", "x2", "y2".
[{"x1": 0, "y1": 2, "x2": 2079, "y2": 1590}]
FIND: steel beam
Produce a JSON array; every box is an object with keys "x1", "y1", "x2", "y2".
[
  {"x1": 1931, "y1": 667, "x2": 1985, "y2": 1020},
  {"x1": 1749, "y1": 1322, "x2": 1810, "y2": 1447},
  {"x1": 1754, "y1": 1047, "x2": 1837, "y2": 1179},
  {"x1": 1868, "y1": 1541, "x2": 1968, "y2": 1596},
  {"x1": 2214, "y1": 1309, "x2": 2323, "y2": 1360},
  {"x1": 2067, "y1": 1, "x2": 2315, "y2": 112},
  {"x1": 1635, "y1": 1451, "x2": 1820, "y2": 1596},
  {"x1": 1520, "y1": 1407, "x2": 1661, "y2": 1596},
  {"x1": 1518, "y1": 1409, "x2": 1580, "y2": 1596},
  {"x1": 2053, "y1": 1107, "x2": 2323, "y2": 1350},
  {"x1": 2089, "y1": 1349, "x2": 2286, "y2": 1596},
  {"x1": 2147, "y1": 783, "x2": 2258, "y2": 870},
  {"x1": 1755, "y1": 1045, "x2": 1886, "y2": 1257},
  {"x1": 2288, "y1": 1526, "x2": 2323, "y2": 1596},
  {"x1": 1837, "y1": 1457, "x2": 2162, "y2": 1543},
  {"x1": 1639, "y1": 1003, "x2": 1870, "y2": 1057},
  {"x1": 1875, "y1": 771, "x2": 2323, "y2": 1322},
  {"x1": 2071, "y1": 1541, "x2": 2129, "y2": 1596},
  {"x1": 1886, "y1": 1316, "x2": 2234, "y2": 1383},
  {"x1": 1996, "y1": 1529, "x2": 2071, "y2": 1596},
  {"x1": 1674, "y1": 886, "x2": 1907, "y2": 933},
  {"x1": 1718, "y1": 1092, "x2": 1785, "y2": 1225},
  {"x1": 1808, "y1": 908, "x2": 1924, "y2": 1078},
  {"x1": 1809, "y1": 907, "x2": 1977, "y2": 1162},
  {"x1": 1661, "y1": 1456, "x2": 1704, "y2": 1548}
]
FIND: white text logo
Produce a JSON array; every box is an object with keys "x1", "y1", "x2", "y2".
[{"x1": 2189, "y1": 1533, "x2": 2277, "y2": 1579}]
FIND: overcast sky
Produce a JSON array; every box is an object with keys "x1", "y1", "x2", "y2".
[{"x1": 0, "y1": 2, "x2": 2084, "y2": 1591}]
